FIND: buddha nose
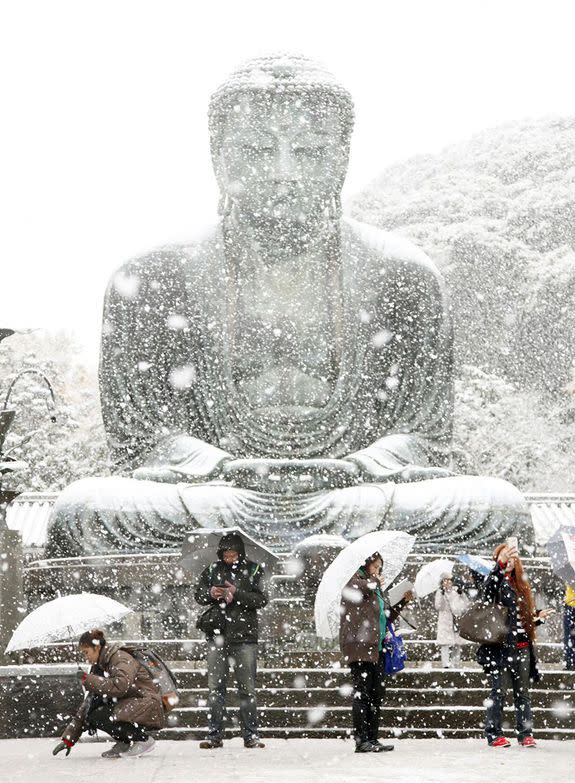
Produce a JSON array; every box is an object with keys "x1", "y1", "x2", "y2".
[{"x1": 272, "y1": 140, "x2": 299, "y2": 183}]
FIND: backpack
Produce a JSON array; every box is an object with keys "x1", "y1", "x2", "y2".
[{"x1": 121, "y1": 646, "x2": 180, "y2": 713}]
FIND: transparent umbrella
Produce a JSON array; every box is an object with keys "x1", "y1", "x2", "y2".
[
  {"x1": 456, "y1": 553, "x2": 493, "y2": 576},
  {"x1": 180, "y1": 526, "x2": 279, "y2": 577},
  {"x1": 314, "y1": 530, "x2": 415, "y2": 639},
  {"x1": 413, "y1": 558, "x2": 454, "y2": 598},
  {"x1": 5, "y1": 593, "x2": 133, "y2": 653}
]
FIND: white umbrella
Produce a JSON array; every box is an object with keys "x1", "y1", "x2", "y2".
[
  {"x1": 314, "y1": 530, "x2": 416, "y2": 639},
  {"x1": 5, "y1": 593, "x2": 133, "y2": 653},
  {"x1": 413, "y1": 558, "x2": 454, "y2": 598}
]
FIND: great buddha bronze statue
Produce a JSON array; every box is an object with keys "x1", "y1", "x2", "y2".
[{"x1": 46, "y1": 55, "x2": 531, "y2": 557}]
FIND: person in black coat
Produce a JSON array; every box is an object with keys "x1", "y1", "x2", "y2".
[
  {"x1": 477, "y1": 542, "x2": 554, "y2": 748},
  {"x1": 194, "y1": 532, "x2": 268, "y2": 749}
]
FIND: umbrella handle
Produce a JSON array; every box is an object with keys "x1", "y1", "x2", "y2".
[{"x1": 396, "y1": 612, "x2": 417, "y2": 630}]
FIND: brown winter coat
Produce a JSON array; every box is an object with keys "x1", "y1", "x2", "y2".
[
  {"x1": 63, "y1": 643, "x2": 164, "y2": 743},
  {"x1": 339, "y1": 572, "x2": 405, "y2": 664}
]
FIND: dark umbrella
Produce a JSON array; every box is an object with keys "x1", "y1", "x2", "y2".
[
  {"x1": 179, "y1": 526, "x2": 279, "y2": 578},
  {"x1": 547, "y1": 526, "x2": 575, "y2": 588}
]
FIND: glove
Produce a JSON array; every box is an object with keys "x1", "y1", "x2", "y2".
[
  {"x1": 75, "y1": 669, "x2": 87, "y2": 683},
  {"x1": 53, "y1": 739, "x2": 74, "y2": 757}
]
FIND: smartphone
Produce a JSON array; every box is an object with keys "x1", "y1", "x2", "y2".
[{"x1": 506, "y1": 536, "x2": 518, "y2": 551}]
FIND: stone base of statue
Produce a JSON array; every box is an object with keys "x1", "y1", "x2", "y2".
[
  {"x1": 0, "y1": 517, "x2": 24, "y2": 665},
  {"x1": 18, "y1": 547, "x2": 561, "y2": 654}
]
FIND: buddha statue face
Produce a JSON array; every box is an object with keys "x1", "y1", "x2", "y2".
[
  {"x1": 209, "y1": 55, "x2": 354, "y2": 247},
  {"x1": 216, "y1": 94, "x2": 348, "y2": 242}
]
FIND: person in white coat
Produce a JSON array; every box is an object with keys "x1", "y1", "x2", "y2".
[{"x1": 434, "y1": 574, "x2": 469, "y2": 668}]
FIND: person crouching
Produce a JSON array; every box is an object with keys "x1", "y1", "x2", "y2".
[{"x1": 53, "y1": 629, "x2": 164, "y2": 759}]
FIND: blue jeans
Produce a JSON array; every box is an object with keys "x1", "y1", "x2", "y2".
[
  {"x1": 206, "y1": 642, "x2": 259, "y2": 741},
  {"x1": 563, "y1": 605, "x2": 575, "y2": 669},
  {"x1": 484, "y1": 647, "x2": 533, "y2": 743}
]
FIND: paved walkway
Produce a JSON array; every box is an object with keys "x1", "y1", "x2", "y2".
[{"x1": 3, "y1": 738, "x2": 573, "y2": 783}]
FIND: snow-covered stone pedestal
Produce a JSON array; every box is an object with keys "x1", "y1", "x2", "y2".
[{"x1": 20, "y1": 552, "x2": 566, "y2": 652}]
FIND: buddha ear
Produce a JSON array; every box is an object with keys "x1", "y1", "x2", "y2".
[
  {"x1": 217, "y1": 191, "x2": 231, "y2": 217},
  {"x1": 212, "y1": 153, "x2": 232, "y2": 216}
]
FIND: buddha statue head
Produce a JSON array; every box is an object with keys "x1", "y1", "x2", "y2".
[{"x1": 209, "y1": 54, "x2": 354, "y2": 247}]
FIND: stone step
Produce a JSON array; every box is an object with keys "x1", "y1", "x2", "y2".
[
  {"x1": 164, "y1": 704, "x2": 575, "y2": 731},
  {"x1": 17, "y1": 637, "x2": 566, "y2": 664},
  {"x1": 158, "y1": 726, "x2": 575, "y2": 741},
  {"x1": 2, "y1": 663, "x2": 574, "y2": 739},
  {"x1": 176, "y1": 685, "x2": 575, "y2": 710},
  {"x1": 168, "y1": 665, "x2": 575, "y2": 690}
]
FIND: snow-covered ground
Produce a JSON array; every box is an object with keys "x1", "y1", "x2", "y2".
[{"x1": 4, "y1": 738, "x2": 572, "y2": 783}]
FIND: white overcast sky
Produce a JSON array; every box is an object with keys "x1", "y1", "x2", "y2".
[{"x1": 1, "y1": 0, "x2": 574, "y2": 365}]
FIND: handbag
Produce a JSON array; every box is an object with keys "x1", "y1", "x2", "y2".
[
  {"x1": 196, "y1": 604, "x2": 226, "y2": 638},
  {"x1": 383, "y1": 623, "x2": 407, "y2": 674},
  {"x1": 457, "y1": 603, "x2": 509, "y2": 645}
]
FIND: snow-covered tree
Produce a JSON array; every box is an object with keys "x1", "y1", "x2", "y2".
[
  {"x1": 352, "y1": 117, "x2": 575, "y2": 489},
  {"x1": 351, "y1": 116, "x2": 575, "y2": 393},
  {"x1": 0, "y1": 331, "x2": 108, "y2": 492}
]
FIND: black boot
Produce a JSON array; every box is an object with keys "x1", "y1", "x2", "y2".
[
  {"x1": 371, "y1": 740, "x2": 394, "y2": 752},
  {"x1": 244, "y1": 737, "x2": 265, "y2": 748},
  {"x1": 355, "y1": 741, "x2": 375, "y2": 753},
  {"x1": 199, "y1": 738, "x2": 223, "y2": 749}
]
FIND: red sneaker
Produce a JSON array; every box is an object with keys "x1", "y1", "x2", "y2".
[
  {"x1": 489, "y1": 737, "x2": 511, "y2": 748},
  {"x1": 520, "y1": 736, "x2": 537, "y2": 748}
]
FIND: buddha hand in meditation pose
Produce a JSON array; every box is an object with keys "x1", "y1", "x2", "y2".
[{"x1": 46, "y1": 54, "x2": 531, "y2": 558}]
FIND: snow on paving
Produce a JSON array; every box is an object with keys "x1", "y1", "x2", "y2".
[{"x1": 3, "y1": 738, "x2": 572, "y2": 783}]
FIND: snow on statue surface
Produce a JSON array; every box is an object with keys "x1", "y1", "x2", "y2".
[{"x1": 46, "y1": 55, "x2": 531, "y2": 557}]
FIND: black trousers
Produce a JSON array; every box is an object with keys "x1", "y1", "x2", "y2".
[
  {"x1": 564, "y1": 605, "x2": 575, "y2": 669},
  {"x1": 86, "y1": 704, "x2": 148, "y2": 743},
  {"x1": 349, "y1": 651, "x2": 387, "y2": 744}
]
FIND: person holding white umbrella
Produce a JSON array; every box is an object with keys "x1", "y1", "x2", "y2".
[
  {"x1": 339, "y1": 551, "x2": 413, "y2": 754},
  {"x1": 434, "y1": 573, "x2": 469, "y2": 668}
]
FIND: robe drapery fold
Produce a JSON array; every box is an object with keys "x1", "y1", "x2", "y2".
[{"x1": 99, "y1": 218, "x2": 453, "y2": 472}]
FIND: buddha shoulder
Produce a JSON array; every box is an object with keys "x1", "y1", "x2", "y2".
[
  {"x1": 105, "y1": 224, "x2": 222, "y2": 295},
  {"x1": 342, "y1": 217, "x2": 443, "y2": 284}
]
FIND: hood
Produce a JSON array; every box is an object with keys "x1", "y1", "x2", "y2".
[
  {"x1": 217, "y1": 532, "x2": 246, "y2": 561},
  {"x1": 97, "y1": 641, "x2": 120, "y2": 668}
]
